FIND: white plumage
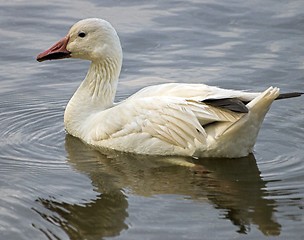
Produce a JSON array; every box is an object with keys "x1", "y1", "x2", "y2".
[{"x1": 37, "y1": 18, "x2": 290, "y2": 158}]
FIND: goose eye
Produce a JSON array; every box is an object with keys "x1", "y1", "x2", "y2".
[{"x1": 78, "y1": 32, "x2": 86, "y2": 38}]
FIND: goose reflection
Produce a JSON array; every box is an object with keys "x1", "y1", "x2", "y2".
[
  {"x1": 36, "y1": 135, "x2": 281, "y2": 239},
  {"x1": 193, "y1": 157, "x2": 281, "y2": 235},
  {"x1": 35, "y1": 191, "x2": 128, "y2": 240}
]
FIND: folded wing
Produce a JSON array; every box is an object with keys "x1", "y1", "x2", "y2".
[{"x1": 90, "y1": 95, "x2": 246, "y2": 149}]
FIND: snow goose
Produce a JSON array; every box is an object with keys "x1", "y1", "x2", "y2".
[{"x1": 37, "y1": 18, "x2": 302, "y2": 158}]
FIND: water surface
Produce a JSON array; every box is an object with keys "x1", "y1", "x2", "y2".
[{"x1": 0, "y1": 0, "x2": 303, "y2": 239}]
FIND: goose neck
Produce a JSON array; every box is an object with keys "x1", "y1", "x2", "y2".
[{"x1": 82, "y1": 58, "x2": 121, "y2": 106}]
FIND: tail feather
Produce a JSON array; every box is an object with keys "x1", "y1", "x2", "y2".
[{"x1": 203, "y1": 87, "x2": 279, "y2": 158}]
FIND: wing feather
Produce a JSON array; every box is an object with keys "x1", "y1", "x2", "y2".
[
  {"x1": 161, "y1": 114, "x2": 202, "y2": 143},
  {"x1": 91, "y1": 95, "x2": 243, "y2": 149}
]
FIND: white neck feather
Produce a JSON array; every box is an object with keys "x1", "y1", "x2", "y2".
[
  {"x1": 64, "y1": 57, "x2": 122, "y2": 137},
  {"x1": 84, "y1": 58, "x2": 121, "y2": 106}
]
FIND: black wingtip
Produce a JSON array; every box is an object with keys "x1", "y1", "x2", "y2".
[
  {"x1": 276, "y1": 92, "x2": 304, "y2": 100},
  {"x1": 203, "y1": 98, "x2": 249, "y2": 113}
]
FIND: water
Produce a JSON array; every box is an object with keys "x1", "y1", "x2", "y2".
[{"x1": 0, "y1": 0, "x2": 303, "y2": 239}]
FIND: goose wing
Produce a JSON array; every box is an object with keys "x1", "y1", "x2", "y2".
[
  {"x1": 128, "y1": 83, "x2": 259, "y2": 102},
  {"x1": 90, "y1": 96, "x2": 243, "y2": 149}
]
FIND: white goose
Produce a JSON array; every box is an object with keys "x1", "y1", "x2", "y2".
[{"x1": 37, "y1": 18, "x2": 302, "y2": 158}]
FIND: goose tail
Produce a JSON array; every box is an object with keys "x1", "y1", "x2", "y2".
[{"x1": 200, "y1": 87, "x2": 280, "y2": 158}]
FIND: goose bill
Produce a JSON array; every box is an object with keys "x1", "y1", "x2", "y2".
[{"x1": 36, "y1": 36, "x2": 71, "y2": 62}]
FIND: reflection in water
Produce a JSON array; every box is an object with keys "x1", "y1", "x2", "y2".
[
  {"x1": 196, "y1": 157, "x2": 281, "y2": 235},
  {"x1": 35, "y1": 192, "x2": 128, "y2": 240},
  {"x1": 35, "y1": 135, "x2": 281, "y2": 239}
]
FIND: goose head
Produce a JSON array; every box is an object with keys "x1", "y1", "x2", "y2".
[{"x1": 37, "y1": 18, "x2": 122, "y2": 63}]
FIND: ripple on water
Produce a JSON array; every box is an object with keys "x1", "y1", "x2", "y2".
[
  {"x1": 0, "y1": 92, "x2": 68, "y2": 170},
  {"x1": 258, "y1": 152, "x2": 304, "y2": 201}
]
